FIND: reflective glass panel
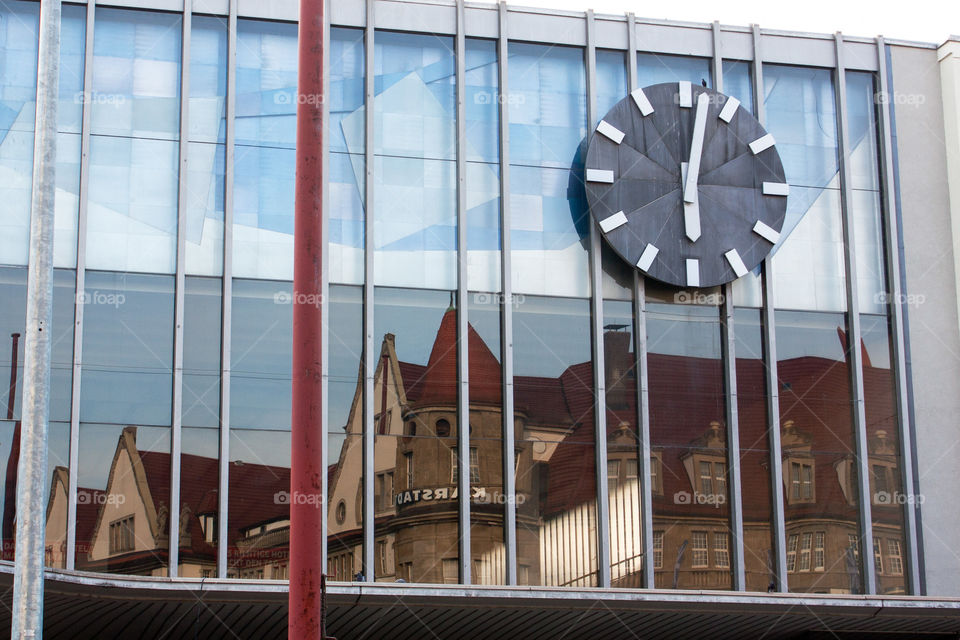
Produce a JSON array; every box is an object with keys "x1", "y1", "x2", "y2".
[
  {"x1": 776, "y1": 310, "x2": 863, "y2": 593},
  {"x1": 468, "y1": 293, "x2": 505, "y2": 584},
  {"x1": 596, "y1": 49, "x2": 627, "y2": 125},
  {"x1": 180, "y1": 426, "x2": 219, "y2": 577},
  {"x1": 603, "y1": 299, "x2": 644, "y2": 587},
  {"x1": 80, "y1": 271, "x2": 174, "y2": 426},
  {"x1": 75, "y1": 423, "x2": 170, "y2": 575},
  {"x1": 370, "y1": 288, "x2": 459, "y2": 582},
  {"x1": 637, "y1": 53, "x2": 711, "y2": 88},
  {"x1": 233, "y1": 19, "x2": 298, "y2": 280},
  {"x1": 327, "y1": 285, "x2": 363, "y2": 578},
  {"x1": 861, "y1": 314, "x2": 907, "y2": 594},
  {"x1": 513, "y1": 296, "x2": 597, "y2": 587},
  {"x1": 183, "y1": 277, "x2": 221, "y2": 428},
  {"x1": 647, "y1": 302, "x2": 732, "y2": 590}
]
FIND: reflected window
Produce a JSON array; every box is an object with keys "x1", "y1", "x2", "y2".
[
  {"x1": 653, "y1": 531, "x2": 664, "y2": 569},
  {"x1": 714, "y1": 532, "x2": 730, "y2": 569},
  {"x1": 691, "y1": 532, "x2": 709, "y2": 568}
]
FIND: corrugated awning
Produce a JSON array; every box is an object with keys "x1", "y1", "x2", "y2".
[{"x1": 1, "y1": 563, "x2": 958, "y2": 639}]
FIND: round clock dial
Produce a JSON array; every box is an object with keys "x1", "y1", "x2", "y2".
[{"x1": 584, "y1": 82, "x2": 788, "y2": 288}]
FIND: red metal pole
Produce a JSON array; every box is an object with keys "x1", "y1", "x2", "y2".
[{"x1": 290, "y1": 0, "x2": 325, "y2": 637}]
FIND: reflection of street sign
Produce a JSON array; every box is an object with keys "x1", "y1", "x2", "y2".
[{"x1": 673, "y1": 539, "x2": 689, "y2": 589}]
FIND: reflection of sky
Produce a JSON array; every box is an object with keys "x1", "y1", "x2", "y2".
[{"x1": 513, "y1": 297, "x2": 591, "y2": 378}]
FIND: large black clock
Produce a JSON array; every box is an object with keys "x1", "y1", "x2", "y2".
[{"x1": 584, "y1": 82, "x2": 788, "y2": 288}]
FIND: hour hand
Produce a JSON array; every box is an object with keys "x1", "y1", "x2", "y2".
[{"x1": 681, "y1": 162, "x2": 701, "y2": 242}]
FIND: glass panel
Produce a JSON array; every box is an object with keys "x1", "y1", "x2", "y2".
[
  {"x1": 86, "y1": 8, "x2": 181, "y2": 274},
  {"x1": 647, "y1": 302, "x2": 732, "y2": 590},
  {"x1": 75, "y1": 423, "x2": 170, "y2": 575},
  {"x1": 230, "y1": 279, "x2": 292, "y2": 431},
  {"x1": 468, "y1": 293, "x2": 504, "y2": 584},
  {"x1": 0, "y1": 267, "x2": 75, "y2": 423},
  {"x1": 183, "y1": 277, "x2": 221, "y2": 428},
  {"x1": 187, "y1": 16, "x2": 228, "y2": 275},
  {"x1": 596, "y1": 49, "x2": 627, "y2": 125},
  {"x1": 1, "y1": 420, "x2": 70, "y2": 566},
  {"x1": 466, "y1": 38, "x2": 501, "y2": 292},
  {"x1": 0, "y1": 3, "x2": 85, "y2": 268},
  {"x1": 861, "y1": 314, "x2": 907, "y2": 594},
  {"x1": 637, "y1": 53, "x2": 711, "y2": 88},
  {"x1": 227, "y1": 427, "x2": 290, "y2": 579},
  {"x1": 734, "y1": 308, "x2": 777, "y2": 591},
  {"x1": 233, "y1": 19, "x2": 298, "y2": 280},
  {"x1": 465, "y1": 38, "x2": 498, "y2": 164},
  {"x1": 603, "y1": 299, "x2": 643, "y2": 587},
  {"x1": 80, "y1": 271, "x2": 174, "y2": 426},
  {"x1": 513, "y1": 296, "x2": 597, "y2": 587},
  {"x1": 722, "y1": 60, "x2": 753, "y2": 113},
  {"x1": 330, "y1": 27, "x2": 365, "y2": 285},
  {"x1": 370, "y1": 288, "x2": 459, "y2": 582},
  {"x1": 180, "y1": 426, "x2": 219, "y2": 577},
  {"x1": 509, "y1": 43, "x2": 589, "y2": 297},
  {"x1": 776, "y1": 310, "x2": 863, "y2": 593},
  {"x1": 226, "y1": 281, "x2": 294, "y2": 578},
  {"x1": 845, "y1": 72, "x2": 880, "y2": 192},
  {"x1": 372, "y1": 32, "x2": 456, "y2": 289},
  {"x1": 772, "y1": 187, "x2": 846, "y2": 312},
  {"x1": 373, "y1": 155, "x2": 456, "y2": 289},
  {"x1": 327, "y1": 285, "x2": 363, "y2": 580},
  {"x1": 763, "y1": 65, "x2": 838, "y2": 189}
]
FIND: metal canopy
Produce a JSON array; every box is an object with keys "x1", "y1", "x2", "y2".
[{"x1": 1, "y1": 564, "x2": 958, "y2": 639}]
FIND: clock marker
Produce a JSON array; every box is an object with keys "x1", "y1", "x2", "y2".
[
  {"x1": 749, "y1": 133, "x2": 776, "y2": 155},
  {"x1": 596, "y1": 120, "x2": 625, "y2": 144},
  {"x1": 686, "y1": 259, "x2": 700, "y2": 287},
  {"x1": 718, "y1": 96, "x2": 740, "y2": 123},
  {"x1": 636, "y1": 243, "x2": 659, "y2": 271},
  {"x1": 724, "y1": 248, "x2": 748, "y2": 278},
  {"x1": 599, "y1": 211, "x2": 628, "y2": 233},
  {"x1": 762, "y1": 182, "x2": 790, "y2": 196},
  {"x1": 678, "y1": 81, "x2": 692, "y2": 108},
  {"x1": 753, "y1": 220, "x2": 781, "y2": 244},
  {"x1": 631, "y1": 87, "x2": 654, "y2": 116},
  {"x1": 586, "y1": 169, "x2": 614, "y2": 183}
]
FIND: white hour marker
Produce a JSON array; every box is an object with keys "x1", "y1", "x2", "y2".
[
  {"x1": 636, "y1": 243, "x2": 659, "y2": 271},
  {"x1": 686, "y1": 259, "x2": 700, "y2": 287},
  {"x1": 724, "y1": 248, "x2": 748, "y2": 278},
  {"x1": 718, "y1": 97, "x2": 740, "y2": 123},
  {"x1": 678, "y1": 81, "x2": 692, "y2": 108},
  {"x1": 599, "y1": 211, "x2": 628, "y2": 233},
  {"x1": 762, "y1": 182, "x2": 790, "y2": 196},
  {"x1": 749, "y1": 133, "x2": 776, "y2": 154},
  {"x1": 753, "y1": 220, "x2": 781, "y2": 244},
  {"x1": 586, "y1": 169, "x2": 614, "y2": 183},
  {"x1": 596, "y1": 120, "x2": 625, "y2": 144},
  {"x1": 631, "y1": 88, "x2": 654, "y2": 116}
]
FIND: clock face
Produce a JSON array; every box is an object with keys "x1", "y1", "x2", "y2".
[{"x1": 584, "y1": 82, "x2": 788, "y2": 288}]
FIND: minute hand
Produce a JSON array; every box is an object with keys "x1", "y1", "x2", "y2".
[{"x1": 684, "y1": 92, "x2": 710, "y2": 205}]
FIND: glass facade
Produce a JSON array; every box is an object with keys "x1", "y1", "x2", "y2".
[{"x1": 0, "y1": 1, "x2": 913, "y2": 596}]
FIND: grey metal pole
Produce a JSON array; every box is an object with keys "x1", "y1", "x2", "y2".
[{"x1": 12, "y1": 0, "x2": 61, "y2": 638}]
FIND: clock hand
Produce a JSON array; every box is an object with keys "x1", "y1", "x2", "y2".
[
  {"x1": 682, "y1": 92, "x2": 709, "y2": 242},
  {"x1": 681, "y1": 162, "x2": 701, "y2": 242},
  {"x1": 684, "y1": 92, "x2": 709, "y2": 204}
]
